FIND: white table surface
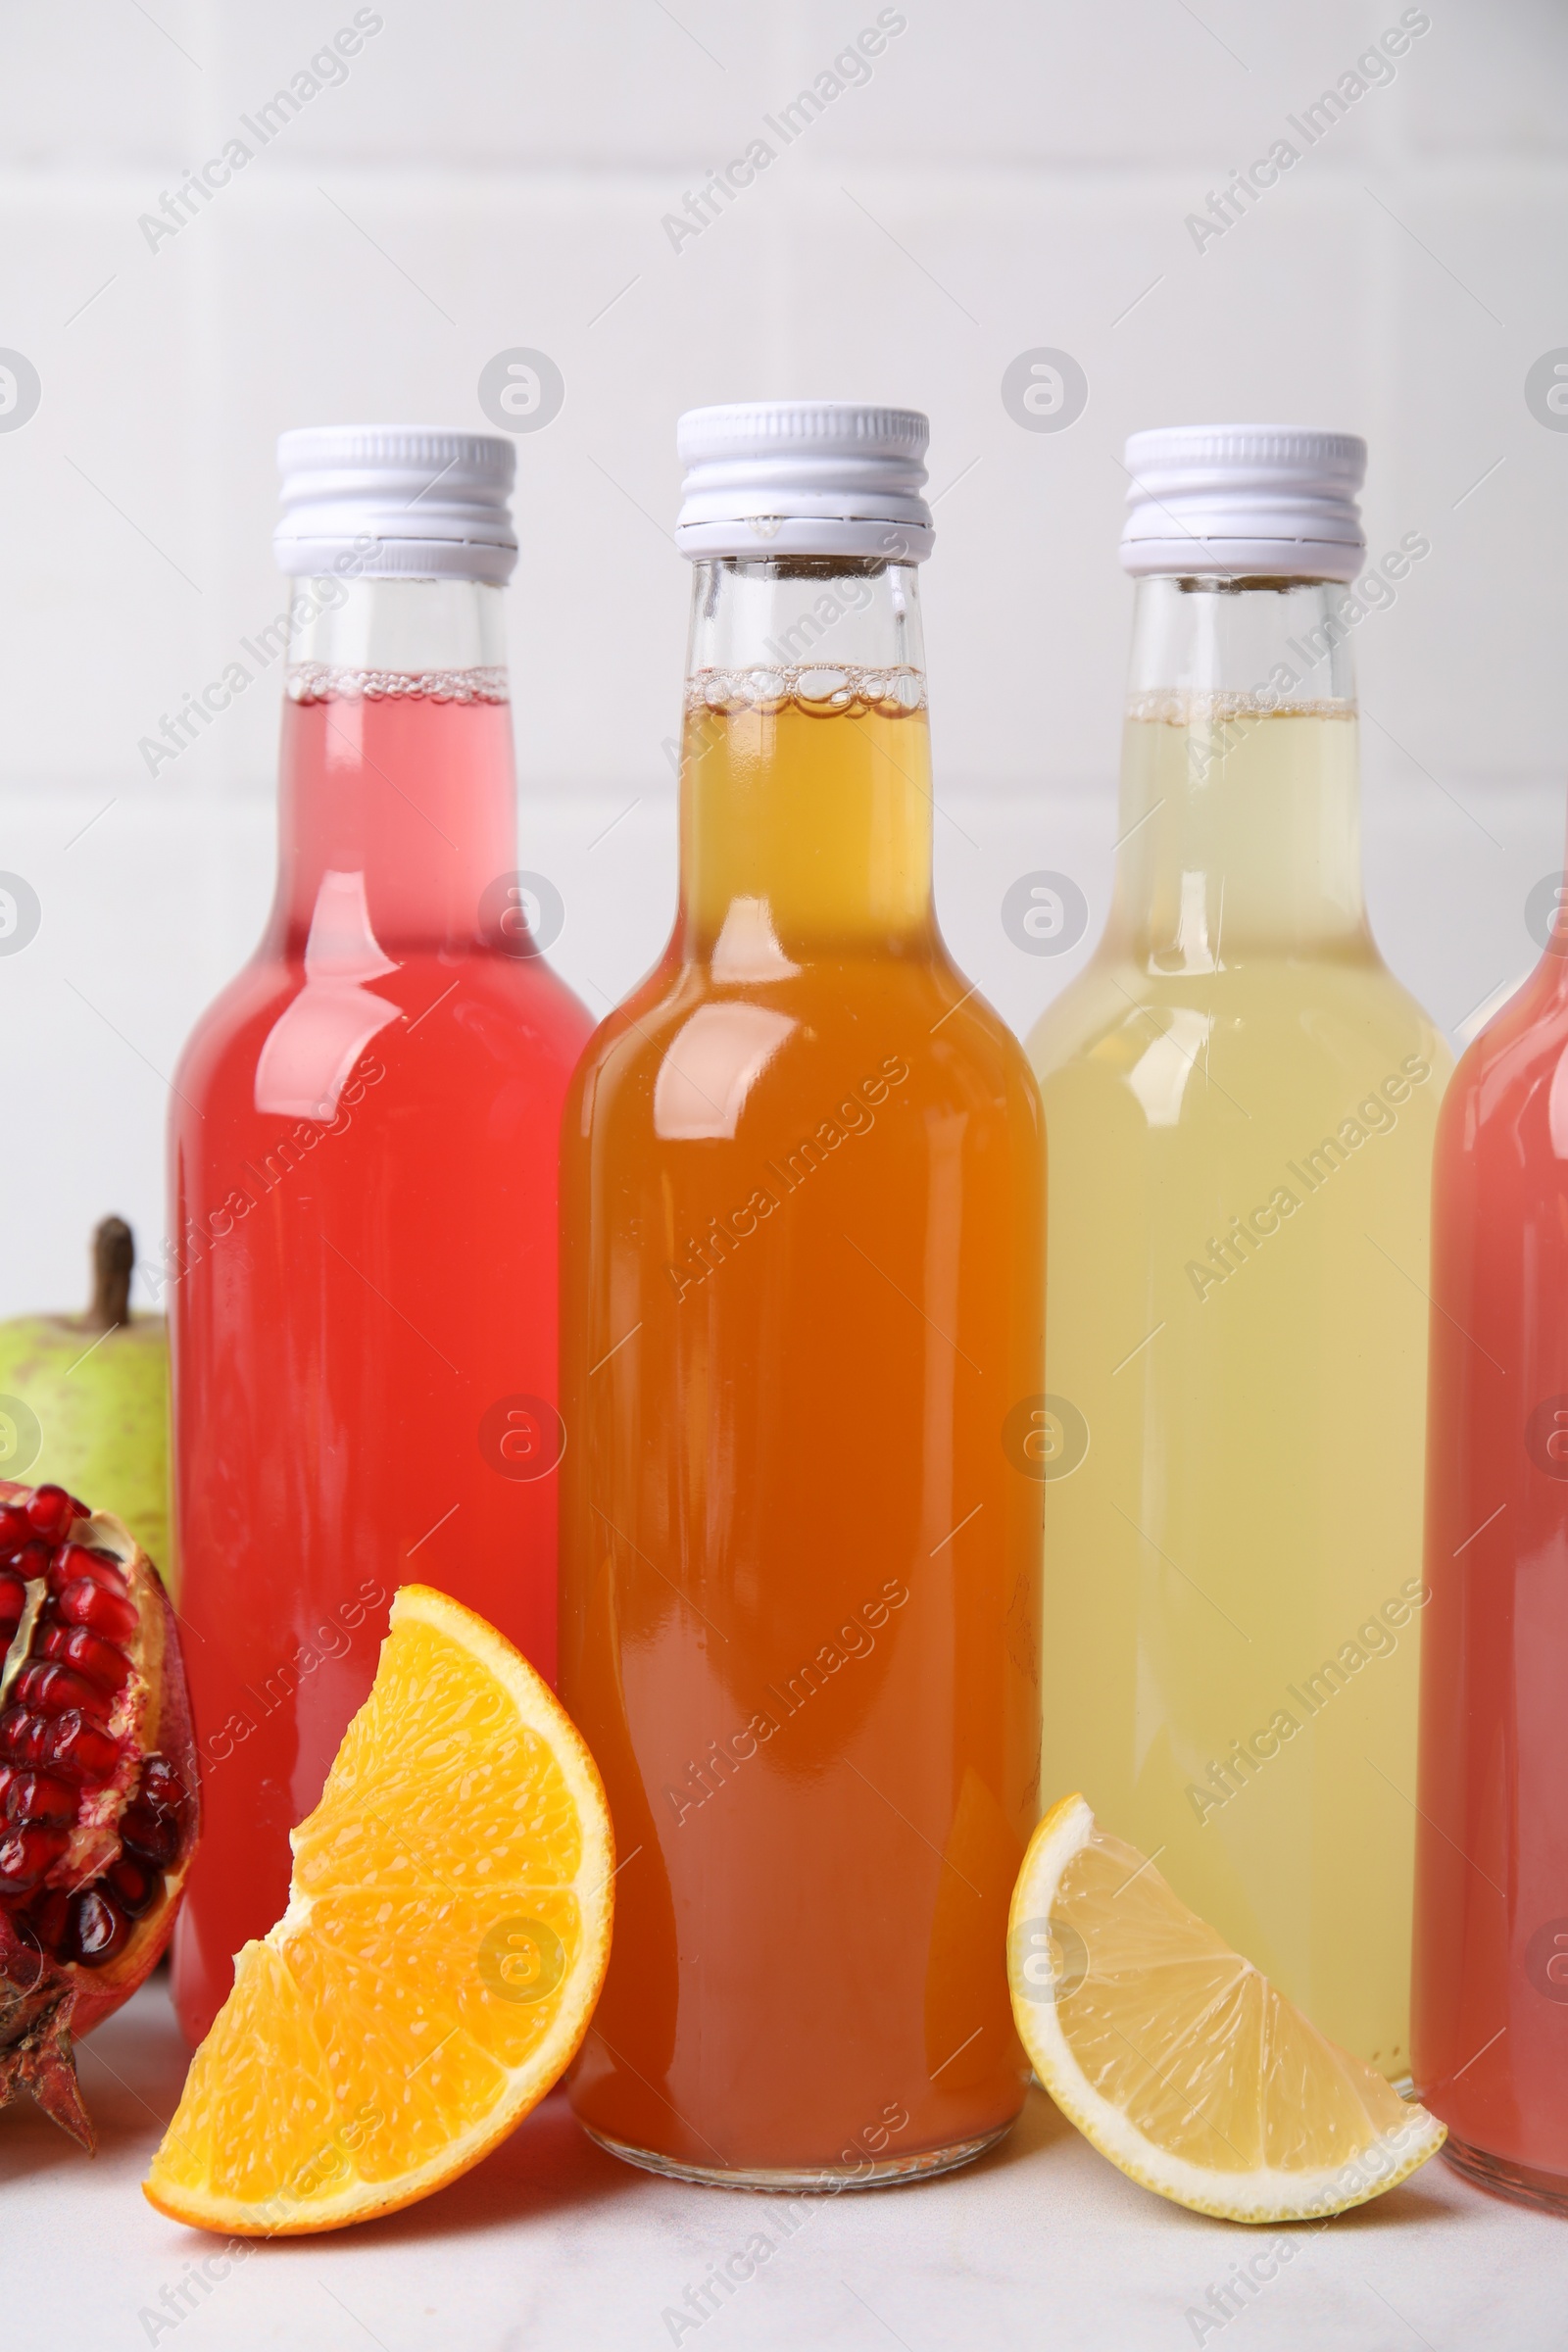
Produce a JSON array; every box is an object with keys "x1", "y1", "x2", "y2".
[{"x1": 8, "y1": 1974, "x2": 1566, "y2": 2352}]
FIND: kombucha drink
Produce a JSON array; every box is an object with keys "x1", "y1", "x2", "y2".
[
  {"x1": 1414, "y1": 900, "x2": 1568, "y2": 2211},
  {"x1": 1029, "y1": 428, "x2": 1448, "y2": 2078},
  {"x1": 560, "y1": 404, "x2": 1044, "y2": 2184},
  {"x1": 168, "y1": 430, "x2": 589, "y2": 2044}
]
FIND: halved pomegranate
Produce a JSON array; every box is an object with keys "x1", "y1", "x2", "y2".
[{"x1": 0, "y1": 1479, "x2": 197, "y2": 2149}]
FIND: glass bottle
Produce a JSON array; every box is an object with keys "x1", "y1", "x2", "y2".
[
  {"x1": 1027, "y1": 427, "x2": 1449, "y2": 2079},
  {"x1": 1413, "y1": 880, "x2": 1568, "y2": 2212},
  {"x1": 559, "y1": 403, "x2": 1045, "y2": 2186},
  {"x1": 168, "y1": 429, "x2": 590, "y2": 2045}
]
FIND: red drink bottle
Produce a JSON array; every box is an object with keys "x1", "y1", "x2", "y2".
[
  {"x1": 1414, "y1": 878, "x2": 1568, "y2": 2211},
  {"x1": 167, "y1": 429, "x2": 590, "y2": 2043}
]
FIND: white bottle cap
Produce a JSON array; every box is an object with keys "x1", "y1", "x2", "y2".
[
  {"x1": 274, "y1": 426, "x2": 518, "y2": 584},
  {"x1": 1120, "y1": 424, "x2": 1366, "y2": 582},
  {"x1": 675, "y1": 402, "x2": 933, "y2": 563}
]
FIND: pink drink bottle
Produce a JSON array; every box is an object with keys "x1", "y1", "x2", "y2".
[{"x1": 168, "y1": 429, "x2": 590, "y2": 2042}]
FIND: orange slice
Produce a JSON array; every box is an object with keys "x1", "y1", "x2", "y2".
[
  {"x1": 144, "y1": 1585, "x2": 612, "y2": 2235},
  {"x1": 1009, "y1": 1793, "x2": 1445, "y2": 2223}
]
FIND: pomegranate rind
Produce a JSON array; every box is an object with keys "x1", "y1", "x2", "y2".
[
  {"x1": 0, "y1": 1910, "x2": 94, "y2": 2149},
  {"x1": 59, "y1": 1522, "x2": 199, "y2": 2037},
  {"x1": 143, "y1": 1585, "x2": 612, "y2": 2237},
  {"x1": 0, "y1": 1486, "x2": 199, "y2": 2139}
]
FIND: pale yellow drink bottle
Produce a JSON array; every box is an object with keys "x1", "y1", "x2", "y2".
[{"x1": 1027, "y1": 426, "x2": 1449, "y2": 2080}]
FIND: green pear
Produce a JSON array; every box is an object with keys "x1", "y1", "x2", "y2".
[{"x1": 0, "y1": 1216, "x2": 173, "y2": 1594}]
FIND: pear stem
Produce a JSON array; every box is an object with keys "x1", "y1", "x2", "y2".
[{"x1": 87, "y1": 1216, "x2": 134, "y2": 1333}]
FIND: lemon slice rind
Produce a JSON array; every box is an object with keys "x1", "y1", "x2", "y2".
[{"x1": 1009, "y1": 1792, "x2": 1446, "y2": 2225}]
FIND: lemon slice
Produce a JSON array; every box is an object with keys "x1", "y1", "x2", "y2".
[
  {"x1": 1008, "y1": 1793, "x2": 1445, "y2": 2222},
  {"x1": 144, "y1": 1585, "x2": 613, "y2": 2236}
]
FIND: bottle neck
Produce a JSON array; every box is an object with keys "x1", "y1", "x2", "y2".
[
  {"x1": 1109, "y1": 575, "x2": 1368, "y2": 967},
  {"x1": 268, "y1": 576, "x2": 519, "y2": 958},
  {"x1": 678, "y1": 558, "x2": 934, "y2": 965}
]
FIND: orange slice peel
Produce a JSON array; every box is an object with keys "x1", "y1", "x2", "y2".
[{"x1": 144, "y1": 1585, "x2": 613, "y2": 2235}]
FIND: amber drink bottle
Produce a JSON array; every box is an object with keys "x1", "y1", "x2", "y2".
[{"x1": 560, "y1": 403, "x2": 1045, "y2": 2186}]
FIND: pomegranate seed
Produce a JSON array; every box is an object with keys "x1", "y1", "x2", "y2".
[
  {"x1": 139, "y1": 1756, "x2": 188, "y2": 1813},
  {"x1": 38, "y1": 1623, "x2": 131, "y2": 1692},
  {"x1": 0, "y1": 1824, "x2": 70, "y2": 1896},
  {"x1": 68, "y1": 1886, "x2": 127, "y2": 1966},
  {"x1": 41, "y1": 1714, "x2": 121, "y2": 1785},
  {"x1": 0, "y1": 1708, "x2": 50, "y2": 1766},
  {"x1": 55, "y1": 1579, "x2": 138, "y2": 1646},
  {"x1": 4, "y1": 1773, "x2": 77, "y2": 1825},
  {"x1": 0, "y1": 1573, "x2": 23, "y2": 1631},
  {"x1": 106, "y1": 1855, "x2": 157, "y2": 1916},
  {"x1": 11, "y1": 1660, "x2": 113, "y2": 1724},
  {"x1": 120, "y1": 1801, "x2": 176, "y2": 1866},
  {"x1": 5, "y1": 1540, "x2": 49, "y2": 1584},
  {"x1": 24, "y1": 1487, "x2": 78, "y2": 1544},
  {"x1": 47, "y1": 1544, "x2": 126, "y2": 1598},
  {"x1": 0, "y1": 1506, "x2": 28, "y2": 1549},
  {"x1": 25, "y1": 1886, "x2": 72, "y2": 1953}
]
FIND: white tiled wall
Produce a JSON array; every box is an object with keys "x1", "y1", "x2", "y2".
[{"x1": 1, "y1": 0, "x2": 1565, "y2": 1315}]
